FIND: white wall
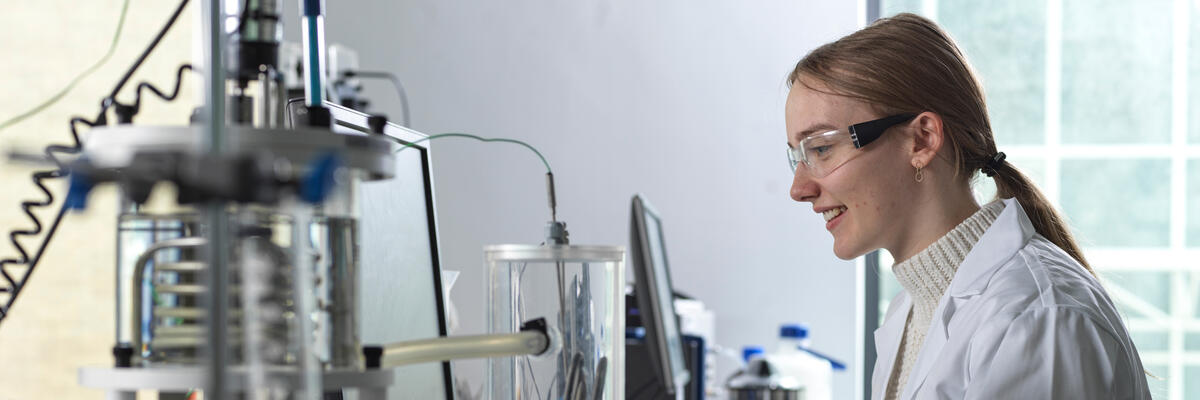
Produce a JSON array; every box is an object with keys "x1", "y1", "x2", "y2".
[{"x1": 287, "y1": 2, "x2": 862, "y2": 398}]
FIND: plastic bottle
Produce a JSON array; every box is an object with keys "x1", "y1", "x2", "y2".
[
  {"x1": 742, "y1": 345, "x2": 765, "y2": 363},
  {"x1": 767, "y1": 323, "x2": 836, "y2": 400}
]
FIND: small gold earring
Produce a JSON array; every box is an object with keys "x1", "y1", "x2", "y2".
[{"x1": 915, "y1": 165, "x2": 924, "y2": 183}]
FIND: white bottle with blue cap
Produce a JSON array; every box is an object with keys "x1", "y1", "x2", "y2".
[
  {"x1": 768, "y1": 323, "x2": 838, "y2": 400},
  {"x1": 742, "y1": 345, "x2": 765, "y2": 363}
]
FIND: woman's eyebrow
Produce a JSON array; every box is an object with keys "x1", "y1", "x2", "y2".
[{"x1": 795, "y1": 123, "x2": 838, "y2": 139}]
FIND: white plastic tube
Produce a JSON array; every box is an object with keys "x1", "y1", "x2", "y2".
[{"x1": 381, "y1": 331, "x2": 549, "y2": 368}]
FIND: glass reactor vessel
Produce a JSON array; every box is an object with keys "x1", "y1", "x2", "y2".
[{"x1": 485, "y1": 244, "x2": 625, "y2": 400}]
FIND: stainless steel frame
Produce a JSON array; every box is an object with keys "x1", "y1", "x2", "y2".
[{"x1": 83, "y1": 125, "x2": 396, "y2": 181}]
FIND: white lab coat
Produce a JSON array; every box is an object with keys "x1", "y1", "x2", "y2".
[{"x1": 871, "y1": 198, "x2": 1151, "y2": 400}]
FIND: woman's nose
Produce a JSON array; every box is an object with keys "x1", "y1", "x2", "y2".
[{"x1": 790, "y1": 167, "x2": 819, "y2": 203}]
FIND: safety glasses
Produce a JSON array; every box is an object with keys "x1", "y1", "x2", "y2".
[{"x1": 787, "y1": 113, "x2": 917, "y2": 178}]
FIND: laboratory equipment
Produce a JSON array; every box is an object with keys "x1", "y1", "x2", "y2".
[
  {"x1": 725, "y1": 355, "x2": 804, "y2": 400},
  {"x1": 629, "y1": 194, "x2": 691, "y2": 398},
  {"x1": 675, "y1": 298, "x2": 719, "y2": 398},
  {"x1": 765, "y1": 324, "x2": 837, "y2": 400},
  {"x1": 626, "y1": 323, "x2": 708, "y2": 400},
  {"x1": 73, "y1": 0, "x2": 379, "y2": 397},
  {"x1": 335, "y1": 103, "x2": 455, "y2": 399},
  {"x1": 485, "y1": 244, "x2": 626, "y2": 400},
  {"x1": 81, "y1": 115, "x2": 399, "y2": 398},
  {"x1": 3, "y1": 0, "x2": 591, "y2": 398},
  {"x1": 744, "y1": 347, "x2": 765, "y2": 363}
]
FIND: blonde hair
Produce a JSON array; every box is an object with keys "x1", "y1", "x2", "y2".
[{"x1": 788, "y1": 13, "x2": 1093, "y2": 274}]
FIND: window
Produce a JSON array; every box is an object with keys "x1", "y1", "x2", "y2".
[{"x1": 871, "y1": 1, "x2": 1200, "y2": 398}]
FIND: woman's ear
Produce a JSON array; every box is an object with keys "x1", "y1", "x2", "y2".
[{"x1": 909, "y1": 111, "x2": 944, "y2": 168}]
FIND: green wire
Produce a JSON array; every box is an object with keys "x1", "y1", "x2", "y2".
[
  {"x1": 0, "y1": 0, "x2": 132, "y2": 132},
  {"x1": 393, "y1": 133, "x2": 553, "y2": 173}
]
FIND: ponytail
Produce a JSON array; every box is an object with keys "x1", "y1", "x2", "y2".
[{"x1": 989, "y1": 160, "x2": 1094, "y2": 275}]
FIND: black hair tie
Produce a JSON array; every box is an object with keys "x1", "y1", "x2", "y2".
[{"x1": 981, "y1": 152, "x2": 1006, "y2": 177}]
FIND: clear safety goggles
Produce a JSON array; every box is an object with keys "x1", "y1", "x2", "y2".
[{"x1": 787, "y1": 113, "x2": 917, "y2": 178}]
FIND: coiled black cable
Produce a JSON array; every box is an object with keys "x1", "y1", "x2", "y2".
[
  {"x1": 115, "y1": 64, "x2": 194, "y2": 117},
  {"x1": 0, "y1": 109, "x2": 99, "y2": 319},
  {"x1": 0, "y1": 66, "x2": 192, "y2": 321},
  {"x1": 0, "y1": 0, "x2": 191, "y2": 325}
]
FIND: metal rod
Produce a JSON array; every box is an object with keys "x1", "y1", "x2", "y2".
[
  {"x1": 203, "y1": 0, "x2": 229, "y2": 156},
  {"x1": 290, "y1": 201, "x2": 321, "y2": 399},
  {"x1": 555, "y1": 262, "x2": 568, "y2": 396},
  {"x1": 200, "y1": 0, "x2": 230, "y2": 398},
  {"x1": 274, "y1": 74, "x2": 288, "y2": 126},
  {"x1": 546, "y1": 172, "x2": 558, "y2": 222},
  {"x1": 240, "y1": 230, "x2": 270, "y2": 395},
  {"x1": 201, "y1": 115, "x2": 233, "y2": 399},
  {"x1": 260, "y1": 71, "x2": 273, "y2": 127}
]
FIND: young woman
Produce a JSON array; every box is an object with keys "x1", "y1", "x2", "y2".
[{"x1": 784, "y1": 13, "x2": 1150, "y2": 399}]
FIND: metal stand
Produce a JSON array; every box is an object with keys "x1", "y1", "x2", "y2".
[{"x1": 78, "y1": 367, "x2": 394, "y2": 400}]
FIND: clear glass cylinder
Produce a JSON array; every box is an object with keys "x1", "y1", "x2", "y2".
[
  {"x1": 113, "y1": 177, "x2": 361, "y2": 369},
  {"x1": 485, "y1": 244, "x2": 625, "y2": 400}
]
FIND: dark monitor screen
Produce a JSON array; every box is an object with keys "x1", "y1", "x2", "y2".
[
  {"x1": 630, "y1": 195, "x2": 690, "y2": 395},
  {"x1": 322, "y1": 103, "x2": 455, "y2": 400}
]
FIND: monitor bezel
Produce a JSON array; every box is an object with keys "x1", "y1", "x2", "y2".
[
  {"x1": 630, "y1": 194, "x2": 691, "y2": 395},
  {"x1": 324, "y1": 103, "x2": 456, "y2": 399}
]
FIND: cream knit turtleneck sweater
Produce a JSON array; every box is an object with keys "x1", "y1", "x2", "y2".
[{"x1": 883, "y1": 200, "x2": 1004, "y2": 400}]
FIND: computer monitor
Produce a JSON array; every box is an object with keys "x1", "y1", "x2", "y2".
[
  {"x1": 324, "y1": 103, "x2": 455, "y2": 399},
  {"x1": 630, "y1": 194, "x2": 691, "y2": 396}
]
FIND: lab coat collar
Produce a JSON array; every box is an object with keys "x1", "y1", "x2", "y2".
[
  {"x1": 947, "y1": 197, "x2": 1035, "y2": 298},
  {"x1": 899, "y1": 198, "x2": 1035, "y2": 399}
]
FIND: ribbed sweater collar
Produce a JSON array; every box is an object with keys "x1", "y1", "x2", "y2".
[{"x1": 892, "y1": 200, "x2": 1005, "y2": 327}]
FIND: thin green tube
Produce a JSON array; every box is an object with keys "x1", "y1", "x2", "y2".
[
  {"x1": 393, "y1": 133, "x2": 553, "y2": 173},
  {"x1": 0, "y1": 0, "x2": 131, "y2": 132}
]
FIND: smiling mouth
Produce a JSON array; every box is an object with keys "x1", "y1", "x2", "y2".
[{"x1": 822, "y1": 206, "x2": 847, "y2": 222}]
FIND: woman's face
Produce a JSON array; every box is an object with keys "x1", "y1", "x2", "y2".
[{"x1": 785, "y1": 80, "x2": 918, "y2": 260}]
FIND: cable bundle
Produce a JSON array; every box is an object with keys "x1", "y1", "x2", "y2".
[{"x1": 0, "y1": 0, "x2": 192, "y2": 326}]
